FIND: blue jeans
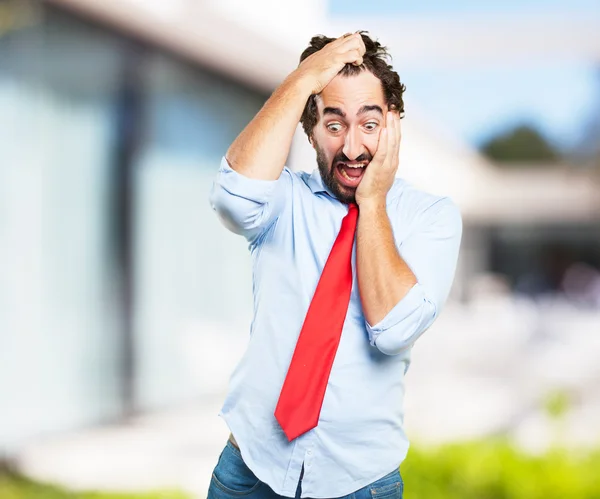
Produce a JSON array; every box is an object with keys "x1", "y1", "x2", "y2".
[{"x1": 207, "y1": 440, "x2": 404, "y2": 499}]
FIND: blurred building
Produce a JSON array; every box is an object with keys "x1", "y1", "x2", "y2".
[
  {"x1": 0, "y1": 0, "x2": 275, "y2": 453},
  {"x1": 1, "y1": 0, "x2": 600, "y2": 462}
]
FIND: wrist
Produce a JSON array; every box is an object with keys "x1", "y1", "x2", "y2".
[
  {"x1": 356, "y1": 197, "x2": 387, "y2": 215},
  {"x1": 286, "y1": 69, "x2": 316, "y2": 98}
]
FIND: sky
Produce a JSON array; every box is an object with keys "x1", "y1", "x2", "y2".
[
  {"x1": 329, "y1": 0, "x2": 600, "y2": 16},
  {"x1": 328, "y1": 0, "x2": 600, "y2": 152}
]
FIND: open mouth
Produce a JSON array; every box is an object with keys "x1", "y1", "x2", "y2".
[{"x1": 334, "y1": 162, "x2": 367, "y2": 188}]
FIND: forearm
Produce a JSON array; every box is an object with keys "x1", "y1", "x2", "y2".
[
  {"x1": 226, "y1": 72, "x2": 312, "y2": 180},
  {"x1": 356, "y1": 201, "x2": 417, "y2": 326}
]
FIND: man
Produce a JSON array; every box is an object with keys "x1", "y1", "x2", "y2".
[{"x1": 208, "y1": 32, "x2": 462, "y2": 499}]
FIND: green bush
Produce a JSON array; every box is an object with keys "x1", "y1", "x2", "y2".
[
  {"x1": 0, "y1": 470, "x2": 190, "y2": 499},
  {"x1": 401, "y1": 439, "x2": 600, "y2": 499},
  {"x1": 3, "y1": 440, "x2": 600, "y2": 499}
]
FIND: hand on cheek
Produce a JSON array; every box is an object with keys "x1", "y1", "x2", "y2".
[{"x1": 355, "y1": 111, "x2": 400, "y2": 207}]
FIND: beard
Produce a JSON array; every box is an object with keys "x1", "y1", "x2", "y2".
[{"x1": 315, "y1": 143, "x2": 372, "y2": 205}]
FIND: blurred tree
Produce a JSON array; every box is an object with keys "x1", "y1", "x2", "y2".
[
  {"x1": 480, "y1": 124, "x2": 561, "y2": 163},
  {"x1": 0, "y1": 0, "x2": 41, "y2": 37}
]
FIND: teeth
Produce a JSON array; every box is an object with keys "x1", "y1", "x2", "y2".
[{"x1": 338, "y1": 164, "x2": 365, "y2": 182}]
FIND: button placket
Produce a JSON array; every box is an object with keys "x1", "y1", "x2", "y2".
[
  {"x1": 282, "y1": 435, "x2": 305, "y2": 494},
  {"x1": 305, "y1": 447, "x2": 313, "y2": 468}
]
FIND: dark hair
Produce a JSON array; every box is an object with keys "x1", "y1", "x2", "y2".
[{"x1": 299, "y1": 31, "x2": 406, "y2": 139}]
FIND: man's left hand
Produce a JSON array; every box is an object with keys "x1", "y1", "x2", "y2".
[{"x1": 355, "y1": 110, "x2": 401, "y2": 208}]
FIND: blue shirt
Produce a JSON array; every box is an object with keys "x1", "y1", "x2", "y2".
[{"x1": 209, "y1": 156, "x2": 462, "y2": 498}]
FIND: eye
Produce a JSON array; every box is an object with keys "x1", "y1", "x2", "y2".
[
  {"x1": 363, "y1": 121, "x2": 379, "y2": 131},
  {"x1": 326, "y1": 122, "x2": 343, "y2": 133}
]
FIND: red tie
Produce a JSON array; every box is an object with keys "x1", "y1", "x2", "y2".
[{"x1": 275, "y1": 203, "x2": 359, "y2": 441}]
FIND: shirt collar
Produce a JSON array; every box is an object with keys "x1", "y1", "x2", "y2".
[{"x1": 306, "y1": 168, "x2": 337, "y2": 198}]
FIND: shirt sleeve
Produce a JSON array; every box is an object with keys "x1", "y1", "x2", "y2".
[
  {"x1": 365, "y1": 197, "x2": 463, "y2": 355},
  {"x1": 209, "y1": 156, "x2": 291, "y2": 244}
]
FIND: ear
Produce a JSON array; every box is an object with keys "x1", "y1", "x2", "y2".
[{"x1": 308, "y1": 135, "x2": 315, "y2": 149}]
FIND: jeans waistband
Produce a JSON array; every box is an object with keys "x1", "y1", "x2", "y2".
[{"x1": 228, "y1": 433, "x2": 240, "y2": 450}]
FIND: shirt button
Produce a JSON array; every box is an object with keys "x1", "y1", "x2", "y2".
[{"x1": 307, "y1": 449, "x2": 312, "y2": 455}]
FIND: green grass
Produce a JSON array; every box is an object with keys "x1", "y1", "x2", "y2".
[
  {"x1": 402, "y1": 439, "x2": 600, "y2": 499},
  {"x1": 3, "y1": 439, "x2": 600, "y2": 499},
  {"x1": 0, "y1": 469, "x2": 191, "y2": 499}
]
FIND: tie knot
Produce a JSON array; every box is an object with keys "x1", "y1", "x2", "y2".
[{"x1": 348, "y1": 203, "x2": 358, "y2": 213}]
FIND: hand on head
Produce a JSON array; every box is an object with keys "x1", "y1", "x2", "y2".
[{"x1": 295, "y1": 32, "x2": 366, "y2": 95}]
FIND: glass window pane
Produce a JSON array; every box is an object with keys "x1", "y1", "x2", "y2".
[
  {"x1": 0, "y1": 9, "x2": 123, "y2": 449},
  {"x1": 133, "y1": 54, "x2": 268, "y2": 409}
]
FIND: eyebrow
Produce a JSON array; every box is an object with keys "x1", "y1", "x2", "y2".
[
  {"x1": 322, "y1": 105, "x2": 384, "y2": 119},
  {"x1": 358, "y1": 105, "x2": 384, "y2": 116}
]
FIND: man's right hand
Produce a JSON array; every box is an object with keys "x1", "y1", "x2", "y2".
[
  {"x1": 294, "y1": 33, "x2": 366, "y2": 95},
  {"x1": 224, "y1": 33, "x2": 365, "y2": 182}
]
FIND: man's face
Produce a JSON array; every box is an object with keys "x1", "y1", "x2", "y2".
[{"x1": 311, "y1": 70, "x2": 387, "y2": 204}]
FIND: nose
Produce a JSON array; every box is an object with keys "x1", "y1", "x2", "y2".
[{"x1": 342, "y1": 127, "x2": 364, "y2": 161}]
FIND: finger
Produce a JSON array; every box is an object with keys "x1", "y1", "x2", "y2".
[
  {"x1": 337, "y1": 33, "x2": 362, "y2": 50},
  {"x1": 337, "y1": 47, "x2": 363, "y2": 66},
  {"x1": 354, "y1": 33, "x2": 366, "y2": 55},
  {"x1": 386, "y1": 113, "x2": 396, "y2": 167},
  {"x1": 373, "y1": 127, "x2": 388, "y2": 164},
  {"x1": 330, "y1": 33, "x2": 355, "y2": 51},
  {"x1": 390, "y1": 113, "x2": 401, "y2": 173},
  {"x1": 386, "y1": 112, "x2": 398, "y2": 170},
  {"x1": 348, "y1": 31, "x2": 367, "y2": 54}
]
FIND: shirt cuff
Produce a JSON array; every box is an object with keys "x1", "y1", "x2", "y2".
[
  {"x1": 365, "y1": 283, "x2": 433, "y2": 353},
  {"x1": 215, "y1": 156, "x2": 281, "y2": 204}
]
